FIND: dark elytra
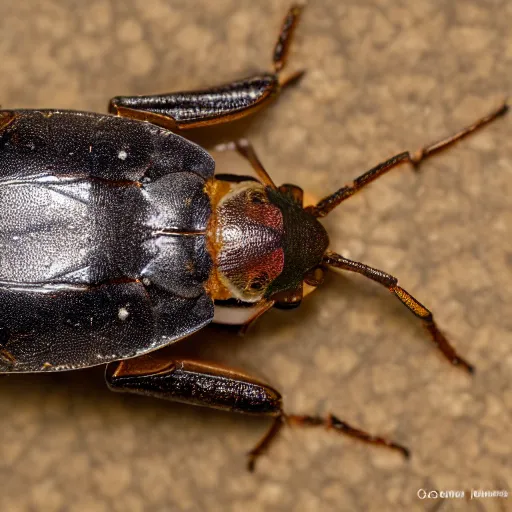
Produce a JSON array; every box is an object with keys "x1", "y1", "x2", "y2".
[{"x1": 0, "y1": 110, "x2": 215, "y2": 372}]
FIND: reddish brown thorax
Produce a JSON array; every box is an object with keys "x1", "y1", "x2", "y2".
[
  {"x1": 206, "y1": 178, "x2": 329, "y2": 304},
  {"x1": 213, "y1": 182, "x2": 285, "y2": 302}
]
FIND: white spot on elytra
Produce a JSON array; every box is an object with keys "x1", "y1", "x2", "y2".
[
  {"x1": 118, "y1": 307, "x2": 130, "y2": 321},
  {"x1": 118, "y1": 150, "x2": 128, "y2": 160}
]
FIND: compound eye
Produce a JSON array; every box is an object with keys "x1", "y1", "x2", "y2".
[
  {"x1": 247, "y1": 189, "x2": 268, "y2": 204},
  {"x1": 247, "y1": 272, "x2": 270, "y2": 292}
]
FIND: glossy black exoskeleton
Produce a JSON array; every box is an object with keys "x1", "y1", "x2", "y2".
[{"x1": 0, "y1": 5, "x2": 507, "y2": 470}]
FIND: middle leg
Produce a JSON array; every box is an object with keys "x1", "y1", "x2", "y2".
[
  {"x1": 106, "y1": 353, "x2": 410, "y2": 471},
  {"x1": 213, "y1": 139, "x2": 278, "y2": 189}
]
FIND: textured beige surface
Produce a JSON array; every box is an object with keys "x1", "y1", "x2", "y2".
[{"x1": 0, "y1": 1, "x2": 511, "y2": 511}]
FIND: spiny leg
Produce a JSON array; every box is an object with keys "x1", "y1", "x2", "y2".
[
  {"x1": 323, "y1": 251, "x2": 474, "y2": 373},
  {"x1": 248, "y1": 413, "x2": 409, "y2": 472},
  {"x1": 109, "y1": 5, "x2": 305, "y2": 130},
  {"x1": 273, "y1": 4, "x2": 305, "y2": 87},
  {"x1": 106, "y1": 353, "x2": 409, "y2": 472},
  {"x1": 308, "y1": 102, "x2": 508, "y2": 218}
]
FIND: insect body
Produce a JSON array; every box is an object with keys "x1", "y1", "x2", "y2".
[{"x1": 0, "y1": 6, "x2": 507, "y2": 470}]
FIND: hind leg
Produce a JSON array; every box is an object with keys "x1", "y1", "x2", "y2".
[{"x1": 106, "y1": 353, "x2": 409, "y2": 471}]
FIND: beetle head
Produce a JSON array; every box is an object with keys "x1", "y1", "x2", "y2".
[{"x1": 212, "y1": 180, "x2": 328, "y2": 305}]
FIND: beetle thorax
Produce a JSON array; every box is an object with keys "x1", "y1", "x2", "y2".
[{"x1": 206, "y1": 180, "x2": 284, "y2": 302}]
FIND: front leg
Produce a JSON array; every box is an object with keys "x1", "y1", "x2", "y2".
[
  {"x1": 106, "y1": 353, "x2": 409, "y2": 471},
  {"x1": 109, "y1": 5, "x2": 304, "y2": 130}
]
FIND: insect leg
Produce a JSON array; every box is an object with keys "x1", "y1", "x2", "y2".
[
  {"x1": 272, "y1": 4, "x2": 305, "y2": 85},
  {"x1": 0, "y1": 111, "x2": 16, "y2": 133},
  {"x1": 323, "y1": 251, "x2": 474, "y2": 373},
  {"x1": 308, "y1": 102, "x2": 509, "y2": 217},
  {"x1": 249, "y1": 413, "x2": 409, "y2": 472},
  {"x1": 105, "y1": 356, "x2": 282, "y2": 415},
  {"x1": 109, "y1": 5, "x2": 305, "y2": 131},
  {"x1": 214, "y1": 139, "x2": 277, "y2": 188},
  {"x1": 105, "y1": 354, "x2": 409, "y2": 471},
  {"x1": 213, "y1": 139, "x2": 307, "y2": 210}
]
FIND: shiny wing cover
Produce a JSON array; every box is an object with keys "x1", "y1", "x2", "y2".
[{"x1": 0, "y1": 110, "x2": 214, "y2": 372}]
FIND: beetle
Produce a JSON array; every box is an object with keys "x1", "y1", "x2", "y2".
[{"x1": 0, "y1": 5, "x2": 508, "y2": 470}]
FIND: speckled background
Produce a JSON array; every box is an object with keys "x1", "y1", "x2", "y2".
[{"x1": 0, "y1": 1, "x2": 510, "y2": 511}]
